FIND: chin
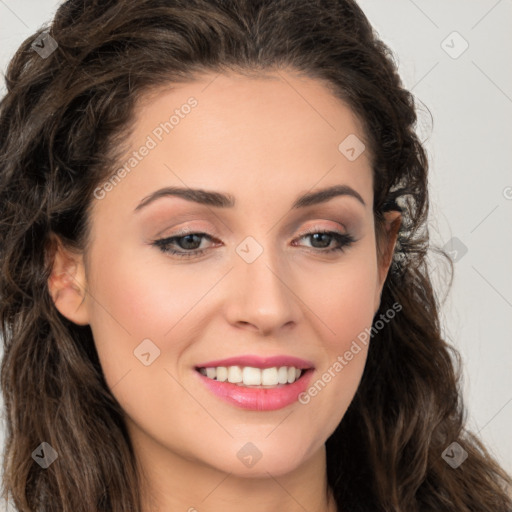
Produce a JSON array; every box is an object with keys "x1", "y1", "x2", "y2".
[{"x1": 201, "y1": 438, "x2": 316, "y2": 478}]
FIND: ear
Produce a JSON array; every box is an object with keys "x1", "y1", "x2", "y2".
[
  {"x1": 374, "y1": 210, "x2": 402, "y2": 313},
  {"x1": 46, "y1": 234, "x2": 90, "y2": 326}
]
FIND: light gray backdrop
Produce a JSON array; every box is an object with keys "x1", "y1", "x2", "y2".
[{"x1": 1, "y1": 1, "x2": 511, "y2": 508}]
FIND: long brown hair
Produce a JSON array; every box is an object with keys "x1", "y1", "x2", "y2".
[{"x1": 1, "y1": 0, "x2": 511, "y2": 510}]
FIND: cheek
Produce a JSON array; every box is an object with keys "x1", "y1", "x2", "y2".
[
  {"x1": 295, "y1": 246, "x2": 378, "y2": 420},
  {"x1": 87, "y1": 242, "x2": 209, "y2": 338},
  {"x1": 84, "y1": 243, "x2": 172, "y2": 384},
  {"x1": 326, "y1": 266, "x2": 377, "y2": 346},
  {"x1": 295, "y1": 266, "x2": 375, "y2": 441},
  {"x1": 84, "y1": 240, "x2": 235, "y2": 404},
  {"x1": 301, "y1": 246, "x2": 379, "y2": 352},
  {"x1": 84, "y1": 245, "x2": 204, "y2": 433}
]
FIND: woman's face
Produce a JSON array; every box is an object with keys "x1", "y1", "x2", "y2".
[{"x1": 51, "y1": 71, "x2": 400, "y2": 479}]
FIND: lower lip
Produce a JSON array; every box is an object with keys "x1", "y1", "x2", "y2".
[{"x1": 195, "y1": 369, "x2": 314, "y2": 411}]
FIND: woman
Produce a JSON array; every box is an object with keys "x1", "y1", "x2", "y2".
[{"x1": 1, "y1": 0, "x2": 511, "y2": 511}]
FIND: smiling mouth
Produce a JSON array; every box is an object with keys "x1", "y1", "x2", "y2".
[{"x1": 195, "y1": 365, "x2": 310, "y2": 388}]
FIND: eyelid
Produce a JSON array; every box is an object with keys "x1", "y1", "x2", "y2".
[
  {"x1": 297, "y1": 222, "x2": 346, "y2": 235},
  {"x1": 153, "y1": 222, "x2": 216, "y2": 240}
]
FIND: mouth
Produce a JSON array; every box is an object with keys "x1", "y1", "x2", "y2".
[
  {"x1": 195, "y1": 365, "x2": 315, "y2": 411},
  {"x1": 195, "y1": 365, "x2": 312, "y2": 389},
  {"x1": 193, "y1": 354, "x2": 316, "y2": 410}
]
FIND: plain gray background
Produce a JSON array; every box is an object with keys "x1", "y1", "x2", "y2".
[{"x1": 1, "y1": 1, "x2": 511, "y2": 507}]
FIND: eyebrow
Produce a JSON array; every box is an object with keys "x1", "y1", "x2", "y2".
[{"x1": 134, "y1": 183, "x2": 366, "y2": 212}]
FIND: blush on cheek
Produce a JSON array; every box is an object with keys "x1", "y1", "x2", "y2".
[
  {"x1": 315, "y1": 277, "x2": 377, "y2": 341},
  {"x1": 89, "y1": 248, "x2": 175, "y2": 339}
]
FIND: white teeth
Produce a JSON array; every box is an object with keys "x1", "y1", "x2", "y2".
[
  {"x1": 198, "y1": 365, "x2": 305, "y2": 386},
  {"x1": 228, "y1": 365, "x2": 243, "y2": 383},
  {"x1": 277, "y1": 366, "x2": 288, "y2": 384},
  {"x1": 261, "y1": 367, "x2": 279, "y2": 386},
  {"x1": 242, "y1": 366, "x2": 261, "y2": 385},
  {"x1": 216, "y1": 366, "x2": 228, "y2": 382}
]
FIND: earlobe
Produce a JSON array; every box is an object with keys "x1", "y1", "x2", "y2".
[{"x1": 47, "y1": 236, "x2": 90, "y2": 326}]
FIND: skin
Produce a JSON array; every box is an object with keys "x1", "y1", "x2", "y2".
[{"x1": 48, "y1": 70, "x2": 401, "y2": 512}]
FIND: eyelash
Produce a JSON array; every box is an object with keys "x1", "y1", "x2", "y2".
[{"x1": 152, "y1": 229, "x2": 356, "y2": 259}]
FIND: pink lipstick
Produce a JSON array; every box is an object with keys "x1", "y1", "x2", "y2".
[{"x1": 194, "y1": 354, "x2": 315, "y2": 411}]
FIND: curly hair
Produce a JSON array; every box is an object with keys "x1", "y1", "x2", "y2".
[{"x1": 1, "y1": 0, "x2": 511, "y2": 511}]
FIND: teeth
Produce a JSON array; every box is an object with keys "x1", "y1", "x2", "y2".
[
  {"x1": 261, "y1": 367, "x2": 278, "y2": 386},
  {"x1": 216, "y1": 366, "x2": 228, "y2": 382},
  {"x1": 198, "y1": 365, "x2": 305, "y2": 386},
  {"x1": 277, "y1": 366, "x2": 288, "y2": 384},
  {"x1": 243, "y1": 366, "x2": 261, "y2": 385},
  {"x1": 228, "y1": 365, "x2": 243, "y2": 383}
]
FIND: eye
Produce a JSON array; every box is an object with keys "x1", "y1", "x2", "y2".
[
  {"x1": 152, "y1": 232, "x2": 217, "y2": 259},
  {"x1": 293, "y1": 229, "x2": 356, "y2": 254},
  {"x1": 151, "y1": 229, "x2": 356, "y2": 259}
]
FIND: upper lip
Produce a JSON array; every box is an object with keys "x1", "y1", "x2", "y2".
[{"x1": 195, "y1": 354, "x2": 315, "y2": 370}]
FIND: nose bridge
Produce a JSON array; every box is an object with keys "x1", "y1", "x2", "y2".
[{"x1": 228, "y1": 234, "x2": 301, "y2": 333}]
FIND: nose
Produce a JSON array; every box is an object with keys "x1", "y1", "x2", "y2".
[{"x1": 225, "y1": 248, "x2": 303, "y2": 336}]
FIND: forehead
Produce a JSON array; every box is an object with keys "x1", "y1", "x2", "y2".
[
  {"x1": 92, "y1": 70, "x2": 373, "y2": 218},
  {"x1": 133, "y1": 71, "x2": 368, "y2": 150}
]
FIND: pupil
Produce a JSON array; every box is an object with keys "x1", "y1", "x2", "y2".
[
  {"x1": 180, "y1": 234, "x2": 201, "y2": 250},
  {"x1": 311, "y1": 233, "x2": 330, "y2": 248}
]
